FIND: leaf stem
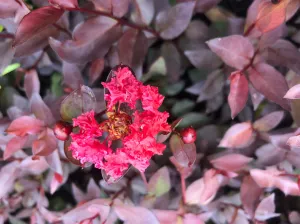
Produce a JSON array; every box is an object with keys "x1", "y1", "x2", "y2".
[
  {"x1": 0, "y1": 33, "x2": 14, "y2": 39},
  {"x1": 66, "y1": 7, "x2": 160, "y2": 38},
  {"x1": 180, "y1": 174, "x2": 186, "y2": 204},
  {"x1": 140, "y1": 171, "x2": 148, "y2": 188}
]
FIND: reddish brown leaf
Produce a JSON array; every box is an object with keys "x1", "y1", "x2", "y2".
[
  {"x1": 155, "y1": 1, "x2": 195, "y2": 40},
  {"x1": 169, "y1": 134, "x2": 196, "y2": 168},
  {"x1": 15, "y1": 25, "x2": 59, "y2": 57},
  {"x1": 0, "y1": 0, "x2": 29, "y2": 22},
  {"x1": 89, "y1": 58, "x2": 104, "y2": 85},
  {"x1": 248, "y1": 62, "x2": 290, "y2": 111},
  {"x1": 4, "y1": 136, "x2": 29, "y2": 160},
  {"x1": 219, "y1": 122, "x2": 255, "y2": 148},
  {"x1": 253, "y1": 111, "x2": 285, "y2": 132},
  {"x1": 131, "y1": 0, "x2": 155, "y2": 25},
  {"x1": 250, "y1": 168, "x2": 300, "y2": 196},
  {"x1": 117, "y1": 29, "x2": 148, "y2": 78},
  {"x1": 30, "y1": 93, "x2": 55, "y2": 126},
  {"x1": 162, "y1": 42, "x2": 183, "y2": 83},
  {"x1": 49, "y1": 17, "x2": 122, "y2": 63},
  {"x1": 255, "y1": 0, "x2": 288, "y2": 34},
  {"x1": 62, "y1": 62, "x2": 84, "y2": 90},
  {"x1": 255, "y1": 194, "x2": 280, "y2": 221},
  {"x1": 91, "y1": 0, "x2": 130, "y2": 18},
  {"x1": 6, "y1": 116, "x2": 44, "y2": 137},
  {"x1": 184, "y1": 48, "x2": 222, "y2": 70},
  {"x1": 228, "y1": 71, "x2": 249, "y2": 119},
  {"x1": 62, "y1": 199, "x2": 110, "y2": 223},
  {"x1": 285, "y1": 84, "x2": 300, "y2": 99},
  {"x1": 186, "y1": 169, "x2": 222, "y2": 205},
  {"x1": 24, "y1": 69, "x2": 40, "y2": 99},
  {"x1": 48, "y1": 0, "x2": 78, "y2": 9},
  {"x1": 13, "y1": 6, "x2": 64, "y2": 47},
  {"x1": 206, "y1": 35, "x2": 254, "y2": 70},
  {"x1": 241, "y1": 175, "x2": 263, "y2": 218},
  {"x1": 210, "y1": 153, "x2": 253, "y2": 172},
  {"x1": 0, "y1": 161, "x2": 20, "y2": 199},
  {"x1": 32, "y1": 128, "x2": 57, "y2": 156},
  {"x1": 249, "y1": 84, "x2": 264, "y2": 110},
  {"x1": 114, "y1": 205, "x2": 159, "y2": 224}
]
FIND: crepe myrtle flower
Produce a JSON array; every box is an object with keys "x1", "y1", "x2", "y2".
[{"x1": 66, "y1": 65, "x2": 171, "y2": 182}]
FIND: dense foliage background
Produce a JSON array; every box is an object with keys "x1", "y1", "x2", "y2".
[{"x1": 1, "y1": 0, "x2": 300, "y2": 223}]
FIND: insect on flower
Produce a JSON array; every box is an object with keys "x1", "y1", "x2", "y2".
[{"x1": 56, "y1": 65, "x2": 171, "y2": 183}]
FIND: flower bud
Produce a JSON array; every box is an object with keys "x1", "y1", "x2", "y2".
[
  {"x1": 180, "y1": 127, "x2": 196, "y2": 144},
  {"x1": 53, "y1": 121, "x2": 72, "y2": 141}
]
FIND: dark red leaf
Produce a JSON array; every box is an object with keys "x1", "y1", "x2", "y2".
[
  {"x1": 253, "y1": 111, "x2": 285, "y2": 132},
  {"x1": 114, "y1": 205, "x2": 159, "y2": 224},
  {"x1": 206, "y1": 35, "x2": 254, "y2": 70},
  {"x1": 248, "y1": 63, "x2": 290, "y2": 110},
  {"x1": 184, "y1": 48, "x2": 222, "y2": 70},
  {"x1": 4, "y1": 136, "x2": 29, "y2": 160},
  {"x1": 32, "y1": 128, "x2": 57, "y2": 156},
  {"x1": 169, "y1": 134, "x2": 196, "y2": 168},
  {"x1": 89, "y1": 58, "x2": 104, "y2": 85},
  {"x1": 62, "y1": 62, "x2": 84, "y2": 90},
  {"x1": 228, "y1": 71, "x2": 249, "y2": 119},
  {"x1": 13, "y1": 6, "x2": 64, "y2": 47},
  {"x1": 48, "y1": 0, "x2": 78, "y2": 9},
  {"x1": 24, "y1": 69, "x2": 40, "y2": 99},
  {"x1": 210, "y1": 154, "x2": 253, "y2": 172},
  {"x1": 0, "y1": 0, "x2": 29, "y2": 21},
  {"x1": 241, "y1": 175, "x2": 263, "y2": 218},
  {"x1": 49, "y1": 17, "x2": 122, "y2": 63},
  {"x1": 155, "y1": 1, "x2": 195, "y2": 39},
  {"x1": 196, "y1": 70, "x2": 224, "y2": 102},
  {"x1": 266, "y1": 39, "x2": 300, "y2": 74},
  {"x1": 15, "y1": 25, "x2": 59, "y2": 57},
  {"x1": 255, "y1": 194, "x2": 280, "y2": 221},
  {"x1": 219, "y1": 122, "x2": 255, "y2": 148},
  {"x1": 91, "y1": 0, "x2": 130, "y2": 18},
  {"x1": 249, "y1": 84, "x2": 264, "y2": 110},
  {"x1": 6, "y1": 116, "x2": 44, "y2": 137},
  {"x1": 30, "y1": 93, "x2": 55, "y2": 126},
  {"x1": 117, "y1": 29, "x2": 148, "y2": 78},
  {"x1": 161, "y1": 42, "x2": 182, "y2": 83},
  {"x1": 131, "y1": 0, "x2": 155, "y2": 25}
]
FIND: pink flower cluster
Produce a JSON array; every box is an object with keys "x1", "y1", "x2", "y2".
[{"x1": 69, "y1": 66, "x2": 171, "y2": 181}]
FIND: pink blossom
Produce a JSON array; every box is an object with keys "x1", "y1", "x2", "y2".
[{"x1": 69, "y1": 65, "x2": 171, "y2": 180}]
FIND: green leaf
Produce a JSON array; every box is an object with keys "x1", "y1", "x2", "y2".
[
  {"x1": 0, "y1": 25, "x2": 4, "y2": 32},
  {"x1": 188, "y1": 68, "x2": 210, "y2": 82},
  {"x1": 178, "y1": 112, "x2": 210, "y2": 128},
  {"x1": 142, "y1": 57, "x2": 166, "y2": 82},
  {"x1": 0, "y1": 63, "x2": 20, "y2": 76},
  {"x1": 148, "y1": 167, "x2": 171, "y2": 197},
  {"x1": 51, "y1": 73, "x2": 63, "y2": 97},
  {"x1": 161, "y1": 80, "x2": 185, "y2": 96},
  {"x1": 8, "y1": 216, "x2": 27, "y2": 224},
  {"x1": 171, "y1": 99, "x2": 195, "y2": 117}
]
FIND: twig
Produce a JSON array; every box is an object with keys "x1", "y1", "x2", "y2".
[
  {"x1": 66, "y1": 7, "x2": 160, "y2": 38},
  {"x1": 180, "y1": 174, "x2": 186, "y2": 204}
]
